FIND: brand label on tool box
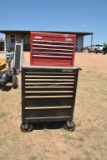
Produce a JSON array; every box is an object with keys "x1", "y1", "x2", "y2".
[{"x1": 62, "y1": 69, "x2": 73, "y2": 72}]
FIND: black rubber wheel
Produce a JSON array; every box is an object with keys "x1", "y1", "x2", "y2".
[
  {"x1": 64, "y1": 120, "x2": 75, "y2": 131},
  {"x1": 12, "y1": 76, "x2": 18, "y2": 89},
  {"x1": 12, "y1": 67, "x2": 17, "y2": 75},
  {"x1": 102, "y1": 51, "x2": 106, "y2": 55},
  {"x1": 88, "y1": 49, "x2": 90, "y2": 53},
  {"x1": 20, "y1": 124, "x2": 33, "y2": 132},
  {"x1": 95, "y1": 49, "x2": 98, "y2": 54}
]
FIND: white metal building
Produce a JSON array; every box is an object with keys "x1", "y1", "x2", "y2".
[
  {"x1": 0, "y1": 30, "x2": 93, "y2": 52},
  {"x1": 0, "y1": 38, "x2": 4, "y2": 51}
]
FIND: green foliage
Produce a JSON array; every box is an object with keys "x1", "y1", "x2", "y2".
[
  {"x1": 103, "y1": 43, "x2": 107, "y2": 47},
  {"x1": 84, "y1": 46, "x2": 89, "y2": 49}
]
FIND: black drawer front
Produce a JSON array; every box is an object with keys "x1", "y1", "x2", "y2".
[{"x1": 21, "y1": 66, "x2": 79, "y2": 122}]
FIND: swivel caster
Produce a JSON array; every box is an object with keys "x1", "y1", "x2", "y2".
[
  {"x1": 64, "y1": 120, "x2": 75, "y2": 131},
  {"x1": 12, "y1": 76, "x2": 18, "y2": 89},
  {"x1": 20, "y1": 123, "x2": 33, "y2": 132}
]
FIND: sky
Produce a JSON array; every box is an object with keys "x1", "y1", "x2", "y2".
[{"x1": 0, "y1": 0, "x2": 107, "y2": 46}]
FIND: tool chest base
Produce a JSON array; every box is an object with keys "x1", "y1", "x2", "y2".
[{"x1": 21, "y1": 66, "x2": 80, "y2": 132}]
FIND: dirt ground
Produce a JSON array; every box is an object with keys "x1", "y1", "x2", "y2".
[
  {"x1": 0, "y1": 52, "x2": 107, "y2": 160},
  {"x1": 23, "y1": 51, "x2": 107, "y2": 76}
]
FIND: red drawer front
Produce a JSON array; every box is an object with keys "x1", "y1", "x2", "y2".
[{"x1": 30, "y1": 32, "x2": 76, "y2": 67}]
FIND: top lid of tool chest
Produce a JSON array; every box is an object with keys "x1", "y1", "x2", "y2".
[{"x1": 30, "y1": 32, "x2": 76, "y2": 67}]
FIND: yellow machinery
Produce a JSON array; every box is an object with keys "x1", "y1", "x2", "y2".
[
  {"x1": 0, "y1": 59, "x2": 6, "y2": 70},
  {"x1": 0, "y1": 53, "x2": 18, "y2": 89}
]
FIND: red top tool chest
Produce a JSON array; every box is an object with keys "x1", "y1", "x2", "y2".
[{"x1": 30, "y1": 32, "x2": 76, "y2": 66}]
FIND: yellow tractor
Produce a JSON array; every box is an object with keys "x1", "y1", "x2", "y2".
[
  {"x1": 0, "y1": 53, "x2": 18, "y2": 89},
  {"x1": 0, "y1": 59, "x2": 6, "y2": 70}
]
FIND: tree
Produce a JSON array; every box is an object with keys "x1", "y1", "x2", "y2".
[{"x1": 103, "y1": 43, "x2": 107, "y2": 47}]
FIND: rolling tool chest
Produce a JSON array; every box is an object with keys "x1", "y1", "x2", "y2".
[{"x1": 20, "y1": 32, "x2": 80, "y2": 132}]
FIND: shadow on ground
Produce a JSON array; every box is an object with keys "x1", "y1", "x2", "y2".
[
  {"x1": 20, "y1": 122, "x2": 65, "y2": 132},
  {"x1": 33, "y1": 121, "x2": 65, "y2": 130},
  {"x1": 0, "y1": 85, "x2": 12, "y2": 91}
]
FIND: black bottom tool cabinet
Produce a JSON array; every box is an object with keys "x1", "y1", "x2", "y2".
[{"x1": 20, "y1": 66, "x2": 80, "y2": 132}]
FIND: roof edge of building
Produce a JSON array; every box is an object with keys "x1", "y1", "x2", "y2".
[{"x1": 0, "y1": 30, "x2": 93, "y2": 36}]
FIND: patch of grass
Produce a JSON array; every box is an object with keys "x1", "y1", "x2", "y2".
[
  {"x1": 91, "y1": 142, "x2": 104, "y2": 152},
  {"x1": 0, "y1": 139, "x2": 6, "y2": 146},
  {"x1": 0, "y1": 154, "x2": 8, "y2": 160},
  {"x1": 84, "y1": 150, "x2": 95, "y2": 160},
  {"x1": 84, "y1": 150, "x2": 90, "y2": 156},
  {"x1": 62, "y1": 132, "x2": 75, "y2": 144},
  {"x1": 77, "y1": 143, "x2": 83, "y2": 148},
  {"x1": 62, "y1": 150, "x2": 67, "y2": 154},
  {"x1": 25, "y1": 144, "x2": 31, "y2": 151},
  {"x1": 85, "y1": 156, "x2": 92, "y2": 160},
  {"x1": 78, "y1": 137, "x2": 84, "y2": 141},
  {"x1": 83, "y1": 126, "x2": 96, "y2": 136},
  {"x1": 39, "y1": 148, "x2": 49, "y2": 160},
  {"x1": 71, "y1": 157, "x2": 80, "y2": 160},
  {"x1": 11, "y1": 133, "x2": 19, "y2": 142},
  {"x1": 63, "y1": 133, "x2": 72, "y2": 140},
  {"x1": 0, "y1": 112, "x2": 7, "y2": 118},
  {"x1": 91, "y1": 145, "x2": 97, "y2": 151},
  {"x1": 76, "y1": 121, "x2": 82, "y2": 127},
  {"x1": 29, "y1": 156, "x2": 37, "y2": 160}
]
